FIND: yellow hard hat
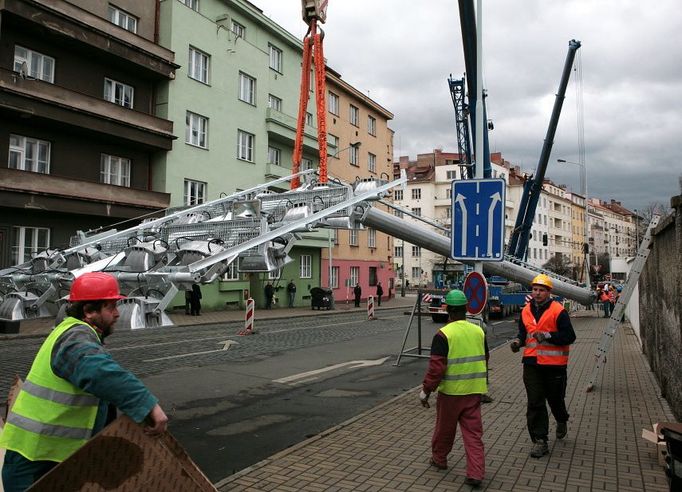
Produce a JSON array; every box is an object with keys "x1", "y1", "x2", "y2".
[{"x1": 531, "y1": 274, "x2": 553, "y2": 290}]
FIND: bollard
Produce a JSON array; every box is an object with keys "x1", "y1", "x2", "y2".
[
  {"x1": 367, "y1": 295, "x2": 375, "y2": 320},
  {"x1": 238, "y1": 297, "x2": 255, "y2": 335}
]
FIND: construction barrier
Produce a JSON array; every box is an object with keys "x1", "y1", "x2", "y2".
[
  {"x1": 367, "y1": 296, "x2": 375, "y2": 320},
  {"x1": 238, "y1": 298, "x2": 255, "y2": 336}
]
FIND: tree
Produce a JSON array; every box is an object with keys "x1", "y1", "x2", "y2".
[
  {"x1": 640, "y1": 201, "x2": 668, "y2": 224},
  {"x1": 542, "y1": 254, "x2": 573, "y2": 277}
]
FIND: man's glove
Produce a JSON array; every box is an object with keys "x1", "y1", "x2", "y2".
[
  {"x1": 419, "y1": 389, "x2": 430, "y2": 408},
  {"x1": 510, "y1": 338, "x2": 521, "y2": 353},
  {"x1": 533, "y1": 331, "x2": 552, "y2": 343}
]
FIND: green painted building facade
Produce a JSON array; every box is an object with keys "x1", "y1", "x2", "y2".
[{"x1": 155, "y1": 0, "x2": 330, "y2": 311}]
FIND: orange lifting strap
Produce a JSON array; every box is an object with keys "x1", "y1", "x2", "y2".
[{"x1": 291, "y1": 20, "x2": 328, "y2": 189}]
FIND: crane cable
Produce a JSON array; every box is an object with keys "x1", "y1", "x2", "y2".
[{"x1": 291, "y1": 19, "x2": 328, "y2": 189}]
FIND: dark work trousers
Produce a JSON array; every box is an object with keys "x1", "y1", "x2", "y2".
[
  {"x1": 522, "y1": 364, "x2": 569, "y2": 442},
  {"x1": 2, "y1": 450, "x2": 57, "y2": 492}
]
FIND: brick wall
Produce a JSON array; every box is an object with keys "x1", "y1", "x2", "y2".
[{"x1": 639, "y1": 194, "x2": 682, "y2": 420}]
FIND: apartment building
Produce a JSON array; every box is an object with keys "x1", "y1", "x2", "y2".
[
  {"x1": 589, "y1": 198, "x2": 637, "y2": 259},
  {"x1": 154, "y1": 0, "x2": 332, "y2": 309},
  {"x1": 567, "y1": 192, "x2": 588, "y2": 280},
  {"x1": 0, "y1": 0, "x2": 177, "y2": 268},
  {"x1": 322, "y1": 69, "x2": 395, "y2": 302}
]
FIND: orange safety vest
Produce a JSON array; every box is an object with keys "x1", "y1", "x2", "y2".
[{"x1": 521, "y1": 300, "x2": 570, "y2": 365}]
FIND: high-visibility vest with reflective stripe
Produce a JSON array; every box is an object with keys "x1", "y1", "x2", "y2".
[
  {"x1": 521, "y1": 301, "x2": 570, "y2": 365},
  {"x1": 437, "y1": 320, "x2": 488, "y2": 396},
  {"x1": 0, "y1": 317, "x2": 100, "y2": 462}
]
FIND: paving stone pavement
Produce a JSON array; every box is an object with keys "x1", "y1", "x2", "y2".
[{"x1": 215, "y1": 312, "x2": 676, "y2": 492}]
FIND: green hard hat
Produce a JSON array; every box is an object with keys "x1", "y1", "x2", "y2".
[{"x1": 445, "y1": 289, "x2": 468, "y2": 306}]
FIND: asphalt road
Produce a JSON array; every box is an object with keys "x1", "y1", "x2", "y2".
[{"x1": 0, "y1": 308, "x2": 520, "y2": 483}]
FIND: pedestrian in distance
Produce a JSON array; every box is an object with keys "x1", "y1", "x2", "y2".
[
  {"x1": 353, "y1": 283, "x2": 362, "y2": 308},
  {"x1": 264, "y1": 282, "x2": 274, "y2": 309},
  {"x1": 509, "y1": 273, "x2": 576, "y2": 458},
  {"x1": 419, "y1": 289, "x2": 488, "y2": 488},
  {"x1": 599, "y1": 287, "x2": 611, "y2": 318},
  {"x1": 376, "y1": 282, "x2": 384, "y2": 307},
  {"x1": 0, "y1": 272, "x2": 168, "y2": 492},
  {"x1": 190, "y1": 283, "x2": 202, "y2": 316},
  {"x1": 184, "y1": 288, "x2": 192, "y2": 315},
  {"x1": 286, "y1": 280, "x2": 297, "y2": 308}
]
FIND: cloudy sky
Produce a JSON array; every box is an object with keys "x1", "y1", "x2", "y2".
[{"x1": 255, "y1": 0, "x2": 681, "y2": 213}]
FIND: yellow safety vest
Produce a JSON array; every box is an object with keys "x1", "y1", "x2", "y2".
[
  {"x1": 0, "y1": 317, "x2": 100, "y2": 462},
  {"x1": 437, "y1": 320, "x2": 488, "y2": 396}
]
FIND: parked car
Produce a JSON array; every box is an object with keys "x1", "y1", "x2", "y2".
[{"x1": 310, "y1": 287, "x2": 333, "y2": 310}]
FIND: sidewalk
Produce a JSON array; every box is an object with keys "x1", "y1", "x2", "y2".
[
  {"x1": 7, "y1": 295, "x2": 419, "y2": 337},
  {"x1": 215, "y1": 312, "x2": 676, "y2": 491}
]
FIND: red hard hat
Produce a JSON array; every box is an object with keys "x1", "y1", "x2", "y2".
[{"x1": 68, "y1": 272, "x2": 126, "y2": 302}]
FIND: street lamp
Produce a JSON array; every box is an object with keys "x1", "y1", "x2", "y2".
[
  {"x1": 332, "y1": 141, "x2": 361, "y2": 158},
  {"x1": 557, "y1": 158, "x2": 590, "y2": 286}
]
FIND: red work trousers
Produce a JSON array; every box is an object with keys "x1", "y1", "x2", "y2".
[{"x1": 432, "y1": 393, "x2": 484, "y2": 480}]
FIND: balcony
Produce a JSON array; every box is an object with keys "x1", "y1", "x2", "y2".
[
  {"x1": 3, "y1": 0, "x2": 178, "y2": 78},
  {"x1": 0, "y1": 167, "x2": 170, "y2": 217},
  {"x1": 0, "y1": 68, "x2": 175, "y2": 149},
  {"x1": 265, "y1": 162, "x2": 292, "y2": 180},
  {"x1": 266, "y1": 108, "x2": 319, "y2": 152}
]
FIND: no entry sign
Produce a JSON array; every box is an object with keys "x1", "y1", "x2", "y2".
[{"x1": 463, "y1": 272, "x2": 488, "y2": 316}]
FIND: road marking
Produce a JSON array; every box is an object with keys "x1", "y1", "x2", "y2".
[
  {"x1": 273, "y1": 357, "x2": 390, "y2": 385},
  {"x1": 492, "y1": 321, "x2": 506, "y2": 325},
  {"x1": 143, "y1": 340, "x2": 239, "y2": 362}
]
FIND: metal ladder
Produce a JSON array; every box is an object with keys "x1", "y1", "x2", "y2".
[{"x1": 586, "y1": 214, "x2": 660, "y2": 391}]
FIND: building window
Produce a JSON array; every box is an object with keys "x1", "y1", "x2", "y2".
[
  {"x1": 108, "y1": 5, "x2": 138, "y2": 33},
  {"x1": 349, "y1": 229, "x2": 358, "y2": 246},
  {"x1": 186, "y1": 111, "x2": 208, "y2": 148},
  {"x1": 12, "y1": 226, "x2": 50, "y2": 265},
  {"x1": 269, "y1": 44, "x2": 283, "y2": 73},
  {"x1": 412, "y1": 246, "x2": 421, "y2": 257},
  {"x1": 180, "y1": 0, "x2": 199, "y2": 10},
  {"x1": 328, "y1": 134, "x2": 339, "y2": 156},
  {"x1": 368, "y1": 152, "x2": 376, "y2": 173},
  {"x1": 268, "y1": 146, "x2": 281, "y2": 166},
  {"x1": 302, "y1": 157, "x2": 314, "y2": 170},
  {"x1": 369, "y1": 267, "x2": 378, "y2": 286},
  {"x1": 395, "y1": 245, "x2": 403, "y2": 257},
  {"x1": 222, "y1": 259, "x2": 240, "y2": 281},
  {"x1": 9, "y1": 134, "x2": 50, "y2": 174},
  {"x1": 368, "y1": 115, "x2": 377, "y2": 136},
  {"x1": 269, "y1": 268, "x2": 282, "y2": 280},
  {"x1": 411, "y1": 267, "x2": 421, "y2": 279},
  {"x1": 13, "y1": 46, "x2": 55, "y2": 83},
  {"x1": 446, "y1": 170, "x2": 457, "y2": 180},
  {"x1": 188, "y1": 46, "x2": 209, "y2": 84},
  {"x1": 393, "y1": 209, "x2": 404, "y2": 218},
  {"x1": 394, "y1": 189, "x2": 403, "y2": 201},
  {"x1": 368, "y1": 228, "x2": 376, "y2": 248},
  {"x1": 332, "y1": 229, "x2": 339, "y2": 245},
  {"x1": 331, "y1": 266, "x2": 339, "y2": 289},
  {"x1": 300, "y1": 255, "x2": 312, "y2": 278},
  {"x1": 104, "y1": 78, "x2": 134, "y2": 108},
  {"x1": 350, "y1": 266, "x2": 360, "y2": 286},
  {"x1": 328, "y1": 91, "x2": 339, "y2": 115},
  {"x1": 231, "y1": 20, "x2": 245, "y2": 39},
  {"x1": 268, "y1": 94, "x2": 282, "y2": 111},
  {"x1": 412, "y1": 188, "x2": 421, "y2": 200},
  {"x1": 412, "y1": 207, "x2": 421, "y2": 216},
  {"x1": 239, "y1": 72, "x2": 256, "y2": 105},
  {"x1": 184, "y1": 179, "x2": 206, "y2": 206},
  {"x1": 237, "y1": 130, "x2": 255, "y2": 162},
  {"x1": 349, "y1": 144, "x2": 359, "y2": 166},
  {"x1": 349, "y1": 105, "x2": 359, "y2": 126},
  {"x1": 306, "y1": 112, "x2": 314, "y2": 127},
  {"x1": 100, "y1": 154, "x2": 131, "y2": 187}
]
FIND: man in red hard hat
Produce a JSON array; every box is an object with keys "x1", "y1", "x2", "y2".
[
  {"x1": 509, "y1": 274, "x2": 575, "y2": 459},
  {"x1": 0, "y1": 272, "x2": 168, "y2": 491}
]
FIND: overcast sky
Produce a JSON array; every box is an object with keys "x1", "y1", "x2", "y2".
[{"x1": 255, "y1": 0, "x2": 681, "y2": 213}]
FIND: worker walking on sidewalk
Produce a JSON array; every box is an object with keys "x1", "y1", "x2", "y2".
[
  {"x1": 0, "y1": 272, "x2": 168, "y2": 492},
  {"x1": 509, "y1": 274, "x2": 575, "y2": 458},
  {"x1": 419, "y1": 289, "x2": 488, "y2": 488}
]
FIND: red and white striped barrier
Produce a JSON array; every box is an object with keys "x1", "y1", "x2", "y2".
[
  {"x1": 367, "y1": 295, "x2": 375, "y2": 320},
  {"x1": 421, "y1": 293, "x2": 432, "y2": 304},
  {"x1": 238, "y1": 297, "x2": 255, "y2": 335}
]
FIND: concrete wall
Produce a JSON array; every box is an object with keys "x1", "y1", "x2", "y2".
[{"x1": 639, "y1": 194, "x2": 682, "y2": 420}]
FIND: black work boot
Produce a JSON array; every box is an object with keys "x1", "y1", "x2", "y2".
[
  {"x1": 556, "y1": 422, "x2": 567, "y2": 439},
  {"x1": 530, "y1": 439, "x2": 549, "y2": 458}
]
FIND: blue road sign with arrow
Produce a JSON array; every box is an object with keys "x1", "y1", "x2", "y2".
[{"x1": 451, "y1": 178, "x2": 506, "y2": 261}]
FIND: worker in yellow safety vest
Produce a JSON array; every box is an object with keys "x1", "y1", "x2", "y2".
[
  {"x1": 510, "y1": 273, "x2": 575, "y2": 458},
  {"x1": 419, "y1": 289, "x2": 488, "y2": 488},
  {"x1": 0, "y1": 272, "x2": 168, "y2": 491}
]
